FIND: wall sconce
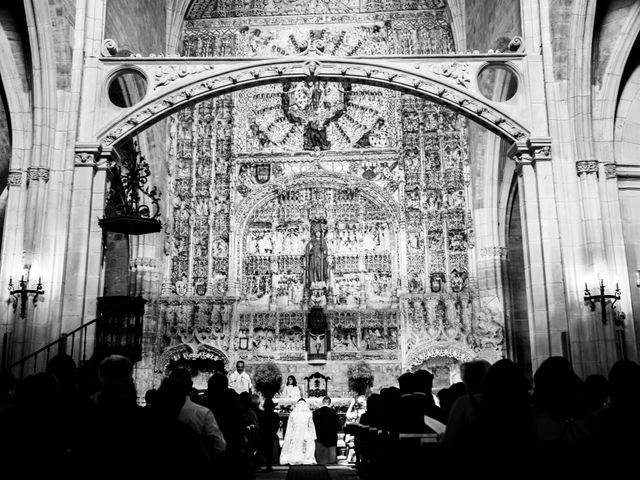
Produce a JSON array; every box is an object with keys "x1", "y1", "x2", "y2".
[
  {"x1": 583, "y1": 279, "x2": 620, "y2": 325},
  {"x1": 8, "y1": 274, "x2": 45, "y2": 319}
]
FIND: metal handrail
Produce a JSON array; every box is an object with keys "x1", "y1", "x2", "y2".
[{"x1": 6, "y1": 295, "x2": 145, "y2": 372}]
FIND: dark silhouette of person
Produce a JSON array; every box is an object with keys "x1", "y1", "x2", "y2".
[
  {"x1": 360, "y1": 393, "x2": 383, "y2": 429},
  {"x1": 462, "y1": 359, "x2": 534, "y2": 473},
  {"x1": 144, "y1": 388, "x2": 158, "y2": 408},
  {"x1": 46, "y1": 353, "x2": 94, "y2": 466},
  {"x1": 596, "y1": 360, "x2": 640, "y2": 475},
  {"x1": 413, "y1": 369, "x2": 446, "y2": 424},
  {"x1": 206, "y1": 372, "x2": 247, "y2": 478},
  {"x1": 582, "y1": 374, "x2": 609, "y2": 416},
  {"x1": 313, "y1": 396, "x2": 341, "y2": 464},
  {"x1": 11, "y1": 372, "x2": 67, "y2": 474},
  {"x1": 531, "y1": 356, "x2": 596, "y2": 475},
  {"x1": 258, "y1": 397, "x2": 280, "y2": 472}
]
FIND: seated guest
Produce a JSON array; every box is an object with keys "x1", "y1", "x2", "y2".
[
  {"x1": 380, "y1": 387, "x2": 401, "y2": 432},
  {"x1": 360, "y1": 393, "x2": 383, "y2": 429},
  {"x1": 313, "y1": 396, "x2": 341, "y2": 464},
  {"x1": 397, "y1": 372, "x2": 415, "y2": 397},
  {"x1": 413, "y1": 369, "x2": 446, "y2": 424},
  {"x1": 439, "y1": 359, "x2": 491, "y2": 451},
  {"x1": 597, "y1": 360, "x2": 640, "y2": 475}
]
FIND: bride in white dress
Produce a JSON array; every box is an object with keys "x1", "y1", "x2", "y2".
[{"x1": 279, "y1": 398, "x2": 317, "y2": 465}]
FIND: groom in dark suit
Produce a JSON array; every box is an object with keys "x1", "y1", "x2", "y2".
[{"x1": 312, "y1": 396, "x2": 341, "y2": 464}]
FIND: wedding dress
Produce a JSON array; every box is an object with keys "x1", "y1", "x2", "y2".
[{"x1": 279, "y1": 399, "x2": 317, "y2": 465}]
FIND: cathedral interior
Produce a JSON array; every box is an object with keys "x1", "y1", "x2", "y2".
[{"x1": 1, "y1": 0, "x2": 640, "y2": 401}]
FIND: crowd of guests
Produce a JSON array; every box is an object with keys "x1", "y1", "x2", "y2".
[
  {"x1": 2, "y1": 354, "x2": 640, "y2": 477},
  {"x1": 352, "y1": 357, "x2": 640, "y2": 476},
  {"x1": 0, "y1": 355, "x2": 279, "y2": 478}
]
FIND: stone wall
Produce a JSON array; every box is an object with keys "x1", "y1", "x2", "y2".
[
  {"x1": 506, "y1": 188, "x2": 530, "y2": 374},
  {"x1": 465, "y1": 0, "x2": 520, "y2": 52},
  {"x1": 615, "y1": 62, "x2": 640, "y2": 349},
  {"x1": 593, "y1": 0, "x2": 637, "y2": 87},
  {"x1": 104, "y1": 0, "x2": 166, "y2": 55}
]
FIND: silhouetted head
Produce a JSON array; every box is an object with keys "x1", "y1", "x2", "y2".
[
  {"x1": 46, "y1": 353, "x2": 77, "y2": 390},
  {"x1": 397, "y1": 372, "x2": 416, "y2": 395},
  {"x1": 96, "y1": 354, "x2": 136, "y2": 406},
  {"x1": 156, "y1": 377, "x2": 187, "y2": 417},
  {"x1": 414, "y1": 369, "x2": 434, "y2": 394},
  {"x1": 238, "y1": 391, "x2": 252, "y2": 410},
  {"x1": 608, "y1": 360, "x2": 640, "y2": 408},
  {"x1": 168, "y1": 368, "x2": 193, "y2": 396},
  {"x1": 582, "y1": 374, "x2": 610, "y2": 411},
  {"x1": 460, "y1": 359, "x2": 492, "y2": 394},
  {"x1": 532, "y1": 356, "x2": 581, "y2": 415},
  {"x1": 145, "y1": 388, "x2": 158, "y2": 406},
  {"x1": 15, "y1": 372, "x2": 59, "y2": 412},
  {"x1": 484, "y1": 358, "x2": 531, "y2": 407},
  {"x1": 207, "y1": 372, "x2": 229, "y2": 400}
]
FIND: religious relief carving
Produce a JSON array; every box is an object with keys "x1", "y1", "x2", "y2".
[
  {"x1": 166, "y1": 96, "x2": 232, "y2": 296},
  {"x1": 304, "y1": 224, "x2": 330, "y2": 291},
  {"x1": 160, "y1": 300, "x2": 233, "y2": 352},
  {"x1": 75, "y1": 152, "x2": 98, "y2": 166},
  {"x1": 234, "y1": 83, "x2": 397, "y2": 154},
  {"x1": 426, "y1": 62, "x2": 471, "y2": 88},
  {"x1": 241, "y1": 185, "x2": 395, "y2": 307},
  {"x1": 186, "y1": 0, "x2": 445, "y2": 20},
  {"x1": 153, "y1": 65, "x2": 215, "y2": 90},
  {"x1": 328, "y1": 312, "x2": 359, "y2": 353}
]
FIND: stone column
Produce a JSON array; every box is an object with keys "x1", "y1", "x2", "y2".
[
  {"x1": 511, "y1": 140, "x2": 569, "y2": 370},
  {"x1": 60, "y1": 146, "x2": 109, "y2": 358},
  {"x1": 574, "y1": 160, "x2": 614, "y2": 369},
  {"x1": 2, "y1": 169, "x2": 28, "y2": 366}
]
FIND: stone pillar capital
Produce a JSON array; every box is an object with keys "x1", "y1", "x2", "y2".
[
  {"x1": 604, "y1": 163, "x2": 617, "y2": 179},
  {"x1": 8, "y1": 169, "x2": 24, "y2": 187},
  {"x1": 576, "y1": 160, "x2": 599, "y2": 177},
  {"x1": 507, "y1": 137, "x2": 551, "y2": 174},
  {"x1": 74, "y1": 143, "x2": 112, "y2": 169}
]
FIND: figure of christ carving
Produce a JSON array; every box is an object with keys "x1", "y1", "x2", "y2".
[
  {"x1": 304, "y1": 229, "x2": 329, "y2": 291},
  {"x1": 309, "y1": 332, "x2": 326, "y2": 355}
]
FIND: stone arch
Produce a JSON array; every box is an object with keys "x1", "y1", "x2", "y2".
[
  {"x1": 405, "y1": 341, "x2": 478, "y2": 369},
  {"x1": 233, "y1": 168, "x2": 404, "y2": 289},
  {"x1": 593, "y1": 1, "x2": 640, "y2": 153},
  {"x1": 95, "y1": 57, "x2": 531, "y2": 150},
  {"x1": 156, "y1": 343, "x2": 194, "y2": 373},
  {"x1": 156, "y1": 343, "x2": 229, "y2": 373}
]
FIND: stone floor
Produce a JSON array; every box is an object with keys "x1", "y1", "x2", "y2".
[{"x1": 254, "y1": 465, "x2": 359, "y2": 480}]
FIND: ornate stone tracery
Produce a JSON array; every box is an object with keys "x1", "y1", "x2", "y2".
[{"x1": 151, "y1": 3, "x2": 504, "y2": 388}]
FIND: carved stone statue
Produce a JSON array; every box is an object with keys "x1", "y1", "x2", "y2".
[{"x1": 304, "y1": 229, "x2": 329, "y2": 290}]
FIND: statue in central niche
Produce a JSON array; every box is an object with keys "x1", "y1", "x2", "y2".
[{"x1": 304, "y1": 226, "x2": 329, "y2": 291}]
